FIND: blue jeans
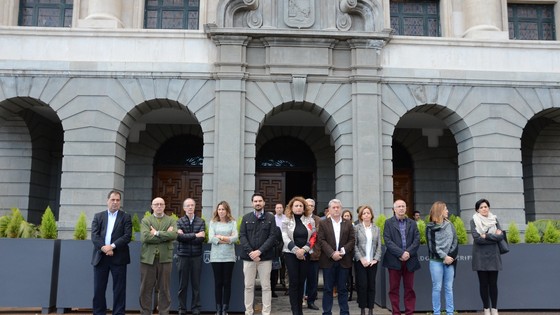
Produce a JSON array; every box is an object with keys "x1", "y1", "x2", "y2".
[
  {"x1": 322, "y1": 262, "x2": 350, "y2": 315},
  {"x1": 429, "y1": 260, "x2": 454, "y2": 315}
]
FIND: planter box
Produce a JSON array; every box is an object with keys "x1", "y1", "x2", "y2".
[
  {"x1": 383, "y1": 244, "x2": 560, "y2": 312},
  {"x1": 0, "y1": 238, "x2": 60, "y2": 314},
  {"x1": 56, "y1": 241, "x2": 244, "y2": 312}
]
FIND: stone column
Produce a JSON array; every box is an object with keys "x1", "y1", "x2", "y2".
[
  {"x1": 0, "y1": 0, "x2": 18, "y2": 26},
  {"x1": 77, "y1": 0, "x2": 124, "y2": 29},
  {"x1": 348, "y1": 38, "x2": 385, "y2": 211},
  {"x1": 209, "y1": 35, "x2": 249, "y2": 218},
  {"x1": 462, "y1": 0, "x2": 508, "y2": 39}
]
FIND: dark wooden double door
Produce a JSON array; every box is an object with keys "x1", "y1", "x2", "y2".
[
  {"x1": 256, "y1": 171, "x2": 314, "y2": 213},
  {"x1": 153, "y1": 168, "x2": 202, "y2": 217},
  {"x1": 153, "y1": 168, "x2": 314, "y2": 216}
]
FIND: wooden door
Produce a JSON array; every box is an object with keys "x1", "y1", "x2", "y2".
[
  {"x1": 256, "y1": 172, "x2": 285, "y2": 213},
  {"x1": 154, "y1": 169, "x2": 202, "y2": 217},
  {"x1": 393, "y1": 169, "x2": 414, "y2": 217}
]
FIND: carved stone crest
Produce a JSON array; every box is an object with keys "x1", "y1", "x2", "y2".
[{"x1": 284, "y1": 0, "x2": 315, "y2": 28}]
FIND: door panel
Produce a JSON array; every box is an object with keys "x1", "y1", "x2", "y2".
[
  {"x1": 393, "y1": 169, "x2": 414, "y2": 216},
  {"x1": 256, "y1": 172, "x2": 285, "y2": 212},
  {"x1": 154, "y1": 169, "x2": 202, "y2": 217}
]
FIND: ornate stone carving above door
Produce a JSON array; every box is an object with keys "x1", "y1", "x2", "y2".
[
  {"x1": 284, "y1": 0, "x2": 315, "y2": 29},
  {"x1": 215, "y1": 0, "x2": 384, "y2": 33}
]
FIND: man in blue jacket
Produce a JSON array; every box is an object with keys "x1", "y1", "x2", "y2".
[
  {"x1": 383, "y1": 199, "x2": 420, "y2": 315},
  {"x1": 176, "y1": 198, "x2": 206, "y2": 315},
  {"x1": 239, "y1": 193, "x2": 277, "y2": 315}
]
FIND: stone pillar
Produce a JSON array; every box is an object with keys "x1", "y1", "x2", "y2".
[
  {"x1": 0, "y1": 0, "x2": 18, "y2": 26},
  {"x1": 209, "y1": 35, "x2": 249, "y2": 218},
  {"x1": 77, "y1": 0, "x2": 124, "y2": 29},
  {"x1": 348, "y1": 38, "x2": 385, "y2": 211},
  {"x1": 462, "y1": 0, "x2": 508, "y2": 39}
]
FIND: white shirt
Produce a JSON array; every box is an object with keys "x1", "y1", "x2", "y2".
[
  {"x1": 331, "y1": 217, "x2": 342, "y2": 252},
  {"x1": 104, "y1": 210, "x2": 118, "y2": 246},
  {"x1": 364, "y1": 223, "x2": 373, "y2": 262}
]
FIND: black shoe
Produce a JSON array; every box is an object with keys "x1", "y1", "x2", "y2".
[
  {"x1": 307, "y1": 302, "x2": 319, "y2": 310},
  {"x1": 272, "y1": 291, "x2": 278, "y2": 298}
]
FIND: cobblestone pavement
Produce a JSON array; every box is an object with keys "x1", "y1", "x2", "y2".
[{"x1": 1, "y1": 289, "x2": 558, "y2": 315}]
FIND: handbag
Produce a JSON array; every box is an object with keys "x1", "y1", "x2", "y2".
[{"x1": 498, "y1": 230, "x2": 509, "y2": 254}]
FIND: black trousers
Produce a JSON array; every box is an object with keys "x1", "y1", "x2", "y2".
[
  {"x1": 93, "y1": 257, "x2": 127, "y2": 315},
  {"x1": 354, "y1": 261, "x2": 378, "y2": 309},
  {"x1": 284, "y1": 253, "x2": 309, "y2": 315},
  {"x1": 211, "y1": 262, "x2": 235, "y2": 305}
]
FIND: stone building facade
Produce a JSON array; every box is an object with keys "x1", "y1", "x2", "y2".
[{"x1": 1, "y1": 0, "x2": 559, "y2": 237}]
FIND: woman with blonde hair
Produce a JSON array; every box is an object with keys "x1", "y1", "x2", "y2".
[
  {"x1": 353, "y1": 205, "x2": 382, "y2": 315},
  {"x1": 209, "y1": 201, "x2": 238, "y2": 315},
  {"x1": 282, "y1": 196, "x2": 317, "y2": 315},
  {"x1": 426, "y1": 201, "x2": 458, "y2": 315}
]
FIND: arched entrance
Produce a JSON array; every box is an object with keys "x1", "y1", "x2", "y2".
[
  {"x1": 153, "y1": 135, "x2": 203, "y2": 217},
  {"x1": 256, "y1": 136, "x2": 316, "y2": 212}
]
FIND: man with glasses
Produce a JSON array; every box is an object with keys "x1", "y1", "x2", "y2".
[
  {"x1": 139, "y1": 197, "x2": 178, "y2": 315},
  {"x1": 176, "y1": 198, "x2": 205, "y2": 315}
]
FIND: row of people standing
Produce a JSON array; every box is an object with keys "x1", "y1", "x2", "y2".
[{"x1": 91, "y1": 190, "x2": 505, "y2": 315}]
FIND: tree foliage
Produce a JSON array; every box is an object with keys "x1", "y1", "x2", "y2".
[
  {"x1": 525, "y1": 222, "x2": 541, "y2": 243},
  {"x1": 507, "y1": 221, "x2": 521, "y2": 244},
  {"x1": 375, "y1": 214, "x2": 387, "y2": 245},
  {"x1": 73, "y1": 212, "x2": 88, "y2": 240},
  {"x1": 416, "y1": 220, "x2": 426, "y2": 245},
  {"x1": 40, "y1": 206, "x2": 58, "y2": 239},
  {"x1": 543, "y1": 221, "x2": 560, "y2": 244},
  {"x1": 6, "y1": 208, "x2": 24, "y2": 238},
  {"x1": 452, "y1": 217, "x2": 468, "y2": 245}
]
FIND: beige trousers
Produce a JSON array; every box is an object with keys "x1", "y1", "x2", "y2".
[{"x1": 243, "y1": 259, "x2": 272, "y2": 315}]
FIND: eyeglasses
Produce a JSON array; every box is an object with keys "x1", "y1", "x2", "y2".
[{"x1": 152, "y1": 203, "x2": 165, "y2": 207}]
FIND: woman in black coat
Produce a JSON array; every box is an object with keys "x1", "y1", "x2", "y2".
[{"x1": 470, "y1": 198, "x2": 504, "y2": 315}]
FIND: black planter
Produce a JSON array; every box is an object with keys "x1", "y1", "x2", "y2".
[
  {"x1": 0, "y1": 238, "x2": 60, "y2": 314},
  {"x1": 56, "y1": 241, "x2": 245, "y2": 312},
  {"x1": 383, "y1": 244, "x2": 560, "y2": 312}
]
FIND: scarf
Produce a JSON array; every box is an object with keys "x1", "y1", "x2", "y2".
[{"x1": 472, "y1": 211, "x2": 497, "y2": 234}]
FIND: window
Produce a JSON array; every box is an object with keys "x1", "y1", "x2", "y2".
[
  {"x1": 18, "y1": 0, "x2": 73, "y2": 27},
  {"x1": 390, "y1": 0, "x2": 440, "y2": 36},
  {"x1": 508, "y1": 3, "x2": 556, "y2": 40},
  {"x1": 144, "y1": 0, "x2": 200, "y2": 29}
]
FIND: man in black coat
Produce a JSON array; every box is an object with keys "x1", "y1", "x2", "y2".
[
  {"x1": 239, "y1": 193, "x2": 277, "y2": 315},
  {"x1": 383, "y1": 199, "x2": 420, "y2": 315},
  {"x1": 91, "y1": 190, "x2": 133, "y2": 315}
]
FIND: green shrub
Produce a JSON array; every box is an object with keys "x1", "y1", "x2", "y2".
[
  {"x1": 40, "y1": 206, "x2": 58, "y2": 239},
  {"x1": 542, "y1": 221, "x2": 560, "y2": 244},
  {"x1": 525, "y1": 222, "x2": 541, "y2": 243},
  {"x1": 416, "y1": 220, "x2": 426, "y2": 245},
  {"x1": 375, "y1": 214, "x2": 387, "y2": 245},
  {"x1": 73, "y1": 212, "x2": 88, "y2": 240},
  {"x1": 507, "y1": 221, "x2": 521, "y2": 244},
  {"x1": 453, "y1": 217, "x2": 468, "y2": 245},
  {"x1": 19, "y1": 221, "x2": 37, "y2": 238},
  {"x1": 0, "y1": 215, "x2": 10, "y2": 237},
  {"x1": 131, "y1": 213, "x2": 141, "y2": 241},
  {"x1": 6, "y1": 208, "x2": 24, "y2": 238}
]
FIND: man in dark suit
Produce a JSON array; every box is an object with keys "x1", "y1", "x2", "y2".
[
  {"x1": 91, "y1": 190, "x2": 133, "y2": 315},
  {"x1": 317, "y1": 199, "x2": 355, "y2": 315},
  {"x1": 383, "y1": 199, "x2": 420, "y2": 315}
]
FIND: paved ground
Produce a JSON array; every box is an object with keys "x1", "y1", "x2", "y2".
[{"x1": 1, "y1": 288, "x2": 558, "y2": 315}]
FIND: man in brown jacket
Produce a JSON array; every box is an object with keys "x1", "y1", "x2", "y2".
[{"x1": 317, "y1": 199, "x2": 355, "y2": 315}]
